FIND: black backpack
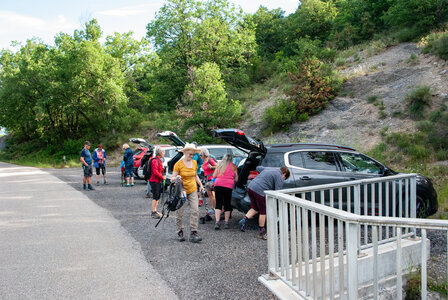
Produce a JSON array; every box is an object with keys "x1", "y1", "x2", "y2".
[
  {"x1": 143, "y1": 157, "x2": 161, "y2": 181},
  {"x1": 155, "y1": 177, "x2": 186, "y2": 227}
]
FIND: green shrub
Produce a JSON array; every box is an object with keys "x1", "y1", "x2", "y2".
[
  {"x1": 263, "y1": 98, "x2": 297, "y2": 132},
  {"x1": 393, "y1": 26, "x2": 425, "y2": 42},
  {"x1": 426, "y1": 112, "x2": 448, "y2": 150},
  {"x1": 416, "y1": 120, "x2": 434, "y2": 132},
  {"x1": 335, "y1": 57, "x2": 346, "y2": 67},
  {"x1": 436, "y1": 149, "x2": 448, "y2": 160},
  {"x1": 405, "y1": 85, "x2": 431, "y2": 119},
  {"x1": 392, "y1": 110, "x2": 403, "y2": 118},
  {"x1": 424, "y1": 32, "x2": 448, "y2": 60}
]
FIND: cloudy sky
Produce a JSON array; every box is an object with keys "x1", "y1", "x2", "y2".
[{"x1": 0, "y1": 0, "x2": 299, "y2": 50}]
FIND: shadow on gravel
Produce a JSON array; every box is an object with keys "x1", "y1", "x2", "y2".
[{"x1": 47, "y1": 167, "x2": 276, "y2": 300}]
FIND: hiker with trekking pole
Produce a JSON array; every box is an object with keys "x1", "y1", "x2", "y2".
[{"x1": 172, "y1": 143, "x2": 204, "y2": 243}]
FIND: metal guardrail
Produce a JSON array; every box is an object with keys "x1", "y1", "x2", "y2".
[{"x1": 264, "y1": 174, "x2": 448, "y2": 299}]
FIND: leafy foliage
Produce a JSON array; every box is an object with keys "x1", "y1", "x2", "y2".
[
  {"x1": 146, "y1": 0, "x2": 256, "y2": 106},
  {"x1": 405, "y1": 86, "x2": 431, "y2": 120},
  {"x1": 0, "y1": 20, "x2": 140, "y2": 148},
  {"x1": 263, "y1": 57, "x2": 341, "y2": 132},
  {"x1": 421, "y1": 31, "x2": 448, "y2": 60},
  {"x1": 287, "y1": 58, "x2": 341, "y2": 115},
  {"x1": 182, "y1": 62, "x2": 242, "y2": 138}
]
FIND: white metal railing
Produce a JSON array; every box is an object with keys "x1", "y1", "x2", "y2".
[{"x1": 264, "y1": 174, "x2": 448, "y2": 299}]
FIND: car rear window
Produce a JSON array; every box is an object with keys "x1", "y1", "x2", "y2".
[
  {"x1": 208, "y1": 148, "x2": 229, "y2": 161},
  {"x1": 165, "y1": 149, "x2": 177, "y2": 158},
  {"x1": 302, "y1": 151, "x2": 337, "y2": 171},
  {"x1": 261, "y1": 152, "x2": 285, "y2": 167},
  {"x1": 288, "y1": 152, "x2": 304, "y2": 168}
]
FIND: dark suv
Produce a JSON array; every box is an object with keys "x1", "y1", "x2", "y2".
[{"x1": 212, "y1": 129, "x2": 438, "y2": 218}]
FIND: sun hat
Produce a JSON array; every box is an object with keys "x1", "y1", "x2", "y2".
[{"x1": 180, "y1": 143, "x2": 201, "y2": 153}]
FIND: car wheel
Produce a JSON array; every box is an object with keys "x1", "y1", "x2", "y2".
[{"x1": 416, "y1": 194, "x2": 429, "y2": 218}]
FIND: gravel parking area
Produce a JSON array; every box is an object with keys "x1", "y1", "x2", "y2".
[{"x1": 47, "y1": 167, "x2": 276, "y2": 300}]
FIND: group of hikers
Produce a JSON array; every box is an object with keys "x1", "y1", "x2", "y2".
[{"x1": 80, "y1": 141, "x2": 290, "y2": 243}]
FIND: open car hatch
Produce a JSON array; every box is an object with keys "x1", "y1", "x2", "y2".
[
  {"x1": 129, "y1": 138, "x2": 151, "y2": 148},
  {"x1": 156, "y1": 131, "x2": 186, "y2": 147},
  {"x1": 212, "y1": 129, "x2": 267, "y2": 157}
]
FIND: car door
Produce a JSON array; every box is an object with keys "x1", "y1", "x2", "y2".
[
  {"x1": 336, "y1": 151, "x2": 389, "y2": 215},
  {"x1": 286, "y1": 150, "x2": 347, "y2": 188}
]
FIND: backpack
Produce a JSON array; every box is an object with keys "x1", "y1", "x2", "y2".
[
  {"x1": 155, "y1": 177, "x2": 186, "y2": 227},
  {"x1": 143, "y1": 157, "x2": 160, "y2": 181}
]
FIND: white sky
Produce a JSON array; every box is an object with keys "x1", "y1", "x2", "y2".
[{"x1": 0, "y1": 0, "x2": 300, "y2": 51}]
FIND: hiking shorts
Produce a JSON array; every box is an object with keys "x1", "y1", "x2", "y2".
[
  {"x1": 95, "y1": 163, "x2": 106, "y2": 175},
  {"x1": 248, "y1": 188, "x2": 266, "y2": 215},
  {"x1": 83, "y1": 165, "x2": 93, "y2": 177},
  {"x1": 125, "y1": 165, "x2": 133, "y2": 178},
  {"x1": 150, "y1": 181, "x2": 162, "y2": 200}
]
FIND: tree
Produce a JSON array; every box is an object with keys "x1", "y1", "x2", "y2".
[
  {"x1": 182, "y1": 62, "x2": 241, "y2": 140},
  {"x1": 0, "y1": 19, "x2": 139, "y2": 146},
  {"x1": 286, "y1": 0, "x2": 338, "y2": 47},
  {"x1": 105, "y1": 32, "x2": 155, "y2": 112},
  {"x1": 247, "y1": 6, "x2": 287, "y2": 58},
  {"x1": 146, "y1": 0, "x2": 256, "y2": 109},
  {"x1": 383, "y1": 0, "x2": 448, "y2": 32}
]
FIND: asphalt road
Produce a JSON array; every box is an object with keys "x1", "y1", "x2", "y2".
[
  {"x1": 0, "y1": 162, "x2": 177, "y2": 300},
  {"x1": 47, "y1": 166, "x2": 276, "y2": 300}
]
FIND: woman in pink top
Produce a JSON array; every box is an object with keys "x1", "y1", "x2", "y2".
[
  {"x1": 201, "y1": 148, "x2": 217, "y2": 213},
  {"x1": 212, "y1": 154, "x2": 238, "y2": 229}
]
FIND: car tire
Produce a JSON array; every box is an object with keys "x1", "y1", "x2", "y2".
[{"x1": 416, "y1": 194, "x2": 429, "y2": 218}]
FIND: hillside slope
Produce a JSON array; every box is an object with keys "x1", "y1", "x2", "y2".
[{"x1": 241, "y1": 43, "x2": 448, "y2": 152}]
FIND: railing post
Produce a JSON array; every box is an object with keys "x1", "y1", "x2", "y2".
[
  {"x1": 354, "y1": 184, "x2": 361, "y2": 254},
  {"x1": 266, "y1": 194, "x2": 278, "y2": 275},
  {"x1": 347, "y1": 222, "x2": 358, "y2": 299},
  {"x1": 410, "y1": 176, "x2": 416, "y2": 219}
]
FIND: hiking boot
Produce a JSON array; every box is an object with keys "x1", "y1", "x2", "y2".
[
  {"x1": 125, "y1": 184, "x2": 130, "y2": 187},
  {"x1": 224, "y1": 222, "x2": 229, "y2": 229},
  {"x1": 104, "y1": 180, "x2": 108, "y2": 185},
  {"x1": 258, "y1": 229, "x2": 267, "y2": 240},
  {"x1": 131, "y1": 183, "x2": 134, "y2": 187},
  {"x1": 189, "y1": 231, "x2": 202, "y2": 243},
  {"x1": 214, "y1": 222, "x2": 220, "y2": 230},
  {"x1": 88, "y1": 184, "x2": 95, "y2": 191},
  {"x1": 83, "y1": 184, "x2": 86, "y2": 190},
  {"x1": 177, "y1": 230, "x2": 185, "y2": 242},
  {"x1": 204, "y1": 214, "x2": 212, "y2": 222},
  {"x1": 239, "y1": 218, "x2": 246, "y2": 232},
  {"x1": 151, "y1": 211, "x2": 162, "y2": 219}
]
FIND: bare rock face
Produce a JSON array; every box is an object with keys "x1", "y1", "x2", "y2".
[{"x1": 241, "y1": 43, "x2": 448, "y2": 151}]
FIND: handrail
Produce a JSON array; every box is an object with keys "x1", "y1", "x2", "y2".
[
  {"x1": 265, "y1": 190, "x2": 448, "y2": 230},
  {"x1": 278, "y1": 173, "x2": 417, "y2": 194}
]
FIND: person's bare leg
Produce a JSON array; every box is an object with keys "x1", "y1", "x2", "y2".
[
  {"x1": 258, "y1": 214, "x2": 266, "y2": 228},
  {"x1": 245, "y1": 208, "x2": 258, "y2": 219},
  {"x1": 224, "y1": 211, "x2": 231, "y2": 222},
  {"x1": 215, "y1": 209, "x2": 221, "y2": 223}
]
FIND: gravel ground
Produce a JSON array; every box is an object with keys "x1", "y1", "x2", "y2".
[
  {"x1": 47, "y1": 167, "x2": 448, "y2": 299},
  {"x1": 47, "y1": 167, "x2": 276, "y2": 300}
]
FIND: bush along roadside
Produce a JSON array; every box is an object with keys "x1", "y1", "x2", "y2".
[
  {"x1": 367, "y1": 107, "x2": 448, "y2": 214},
  {"x1": 263, "y1": 57, "x2": 342, "y2": 134}
]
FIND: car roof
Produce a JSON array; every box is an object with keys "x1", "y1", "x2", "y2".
[
  {"x1": 200, "y1": 144, "x2": 236, "y2": 149},
  {"x1": 267, "y1": 143, "x2": 357, "y2": 152}
]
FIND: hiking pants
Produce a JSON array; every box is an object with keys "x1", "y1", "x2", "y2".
[{"x1": 176, "y1": 190, "x2": 199, "y2": 232}]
